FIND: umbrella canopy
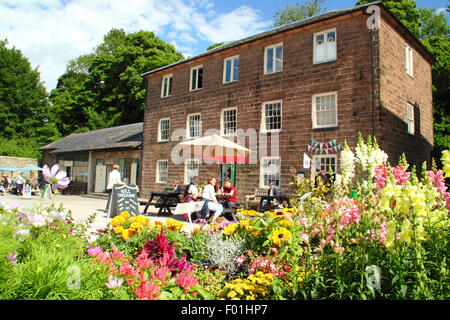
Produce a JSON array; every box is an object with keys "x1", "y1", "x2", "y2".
[
  {"x1": 0, "y1": 166, "x2": 18, "y2": 172},
  {"x1": 180, "y1": 134, "x2": 251, "y2": 162},
  {"x1": 21, "y1": 164, "x2": 43, "y2": 171},
  {"x1": 197, "y1": 154, "x2": 249, "y2": 164}
]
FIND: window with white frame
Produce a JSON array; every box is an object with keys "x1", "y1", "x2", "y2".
[
  {"x1": 260, "y1": 157, "x2": 281, "y2": 187},
  {"x1": 221, "y1": 108, "x2": 237, "y2": 136},
  {"x1": 405, "y1": 44, "x2": 413, "y2": 77},
  {"x1": 262, "y1": 101, "x2": 282, "y2": 132},
  {"x1": 158, "y1": 118, "x2": 170, "y2": 142},
  {"x1": 187, "y1": 114, "x2": 201, "y2": 139},
  {"x1": 190, "y1": 65, "x2": 203, "y2": 91},
  {"x1": 185, "y1": 159, "x2": 200, "y2": 184},
  {"x1": 156, "y1": 160, "x2": 168, "y2": 183},
  {"x1": 312, "y1": 154, "x2": 337, "y2": 175},
  {"x1": 313, "y1": 28, "x2": 336, "y2": 64},
  {"x1": 264, "y1": 43, "x2": 283, "y2": 74},
  {"x1": 161, "y1": 74, "x2": 173, "y2": 98},
  {"x1": 223, "y1": 56, "x2": 239, "y2": 83},
  {"x1": 407, "y1": 103, "x2": 415, "y2": 135},
  {"x1": 312, "y1": 92, "x2": 337, "y2": 128}
]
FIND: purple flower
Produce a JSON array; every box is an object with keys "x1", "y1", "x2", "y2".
[
  {"x1": 15, "y1": 229, "x2": 30, "y2": 238},
  {"x1": 87, "y1": 247, "x2": 103, "y2": 257},
  {"x1": 105, "y1": 276, "x2": 123, "y2": 289},
  {"x1": 49, "y1": 210, "x2": 64, "y2": 220},
  {"x1": 6, "y1": 253, "x2": 18, "y2": 265},
  {"x1": 25, "y1": 213, "x2": 48, "y2": 227},
  {"x1": 42, "y1": 164, "x2": 70, "y2": 192}
]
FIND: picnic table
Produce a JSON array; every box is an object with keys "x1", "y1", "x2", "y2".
[
  {"x1": 216, "y1": 194, "x2": 238, "y2": 221},
  {"x1": 257, "y1": 195, "x2": 291, "y2": 212},
  {"x1": 143, "y1": 192, "x2": 182, "y2": 215}
]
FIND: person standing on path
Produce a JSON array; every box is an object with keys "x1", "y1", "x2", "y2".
[
  {"x1": 14, "y1": 172, "x2": 25, "y2": 195},
  {"x1": 106, "y1": 164, "x2": 123, "y2": 193}
]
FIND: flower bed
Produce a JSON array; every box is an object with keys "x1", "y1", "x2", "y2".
[{"x1": 0, "y1": 138, "x2": 449, "y2": 300}]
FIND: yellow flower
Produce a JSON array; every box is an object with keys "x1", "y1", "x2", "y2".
[
  {"x1": 271, "y1": 227, "x2": 292, "y2": 246},
  {"x1": 223, "y1": 223, "x2": 239, "y2": 236},
  {"x1": 121, "y1": 228, "x2": 131, "y2": 240},
  {"x1": 166, "y1": 218, "x2": 184, "y2": 231},
  {"x1": 442, "y1": 150, "x2": 450, "y2": 178},
  {"x1": 120, "y1": 211, "x2": 130, "y2": 219},
  {"x1": 227, "y1": 290, "x2": 237, "y2": 298},
  {"x1": 130, "y1": 222, "x2": 144, "y2": 233},
  {"x1": 114, "y1": 225, "x2": 125, "y2": 234},
  {"x1": 111, "y1": 215, "x2": 126, "y2": 227},
  {"x1": 279, "y1": 219, "x2": 293, "y2": 227},
  {"x1": 239, "y1": 219, "x2": 250, "y2": 229},
  {"x1": 399, "y1": 219, "x2": 412, "y2": 244}
]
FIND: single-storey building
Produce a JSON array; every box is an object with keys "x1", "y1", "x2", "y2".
[{"x1": 40, "y1": 123, "x2": 143, "y2": 194}]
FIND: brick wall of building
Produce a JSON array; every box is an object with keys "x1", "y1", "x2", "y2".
[
  {"x1": 377, "y1": 11, "x2": 434, "y2": 169},
  {"x1": 141, "y1": 8, "x2": 433, "y2": 202}
]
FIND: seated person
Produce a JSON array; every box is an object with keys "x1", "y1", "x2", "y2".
[
  {"x1": 0, "y1": 185, "x2": 5, "y2": 195},
  {"x1": 262, "y1": 182, "x2": 282, "y2": 207},
  {"x1": 172, "y1": 182, "x2": 183, "y2": 193},
  {"x1": 201, "y1": 177, "x2": 223, "y2": 222},
  {"x1": 184, "y1": 176, "x2": 201, "y2": 203},
  {"x1": 222, "y1": 178, "x2": 237, "y2": 208}
]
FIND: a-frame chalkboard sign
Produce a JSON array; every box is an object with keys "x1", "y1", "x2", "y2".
[{"x1": 106, "y1": 184, "x2": 139, "y2": 218}]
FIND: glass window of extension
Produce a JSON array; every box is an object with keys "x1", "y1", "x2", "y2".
[
  {"x1": 185, "y1": 159, "x2": 200, "y2": 184},
  {"x1": 222, "y1": 108, "x2": 237, "y2": 136},
  {"x1": 264, "y1": 43, "x2": 283, "y2": 74},
  {"x1": 260, "y1": 157, "x2": 281, "y2": 187},
  {"x1": 407, "y1": 103, "x2": 415, "y2": 135},
  {"x1": 190, "y1": 65, "x2": 203, "y2": 91},
  {"x1": 187, "y1": 114, "x2": 201, "y2": 139},
  {"x1": 223, "y1": 56, "x2": 239, "y2": 83},
  {"x1": 313, "y1": 28, "x2": 336, "y2": 64},
  {"x1": 158, "y1": 118, "x2": 170, "y2": 142},
  {"x1": 161, "y1": 74, "x2": 173, "y2": 98},
  {"x1": 312, "y1": 92, "x2": 337, "y2": 129},
  {"x1": 156, "y1": 160, "x2": 168, "y2": 184},
  {"x1": 262, "y1": 101, "x2": 282, "y2": 133}
]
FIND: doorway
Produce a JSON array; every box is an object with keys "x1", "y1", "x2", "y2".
[{"x1": 220, "y1": 163, "x2": 236, "y2": 186}]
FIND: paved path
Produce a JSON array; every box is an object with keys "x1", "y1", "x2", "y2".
[{"x1": 0, "y1": 194, "x2": 197, "y2": 236}]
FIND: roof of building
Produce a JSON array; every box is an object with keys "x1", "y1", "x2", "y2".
[
  {"x1": 141, "y1": 1, "x2": 433, "y2": 77},
  {"x1": 40, "y1": 122, "x2": 143, "y2": 154}
]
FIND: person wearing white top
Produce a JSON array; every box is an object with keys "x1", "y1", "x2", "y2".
[
  {"x1": 202, "y1": 177, "x2": 223, "y2": 222},
  {"x1": 106, "y1": 164, "x2": 124, "y2": 193}
]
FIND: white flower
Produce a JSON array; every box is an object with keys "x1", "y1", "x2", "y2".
[{"x1": 340, "y1": 147, "x2": 355, "y2": 185}]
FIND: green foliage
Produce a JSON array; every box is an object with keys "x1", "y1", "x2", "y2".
[
  {"x1": 0, "y1": 206, "x2": 115, "y2": 300},
  {"x1": 0, "y1": 137, "x2": 42, "y2": 158},
  {"x1": 207, "y1": 42, "x2": 225, "y2": 50},
  {"x1": 273, "y1": 0, "x2": 327, "y2": 27},
  {"x1": 50, "y1": 29, "x2": 184, "y2": 136},
  {"x1": 0, "y1": 39, "x2": 60, "y2": 150}
]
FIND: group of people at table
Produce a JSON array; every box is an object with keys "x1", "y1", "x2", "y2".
[{"x1": 0, "y1": 172, "x2": 40, "y2": 196}]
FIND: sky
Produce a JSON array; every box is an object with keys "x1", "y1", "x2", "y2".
[{"x1": 1, "y1": 0, "x2": 448, "y2": 91}]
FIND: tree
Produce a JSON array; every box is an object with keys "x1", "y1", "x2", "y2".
[
  {"x1": 273, "y1": 0, "x2": 327, "y2": 27},
  {"x1": 0, "y1": 39, "x2": 59, "y2": 147},
  {"x1": 50, "y1": 29, "x2": 184, "y2": 136}
]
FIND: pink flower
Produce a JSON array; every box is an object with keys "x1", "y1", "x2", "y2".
[
  {"x1": 177, "y1": 272, "x2": 198, "y2": 292},
  {"x1": 135, "y1": 280, "x2": 160, "y2": 300},
  {"x1": 151, "y1": 265, "x2": 170, "y2": 283},
  {"x1": 105, "y1": 276, "x2": 123, "y2": 289},
  {"x1": 300, "y1": 232, "x2": 309, "y2": 243},
  {"x1": 87, "y1": 247, "x2": 103, "y2": 257},
  {"x1": 393, "y1": 166, "x2": 410, "y2": 185},
  {"x1": 42, "y1": 164, "x2": 70, "y2": 192}
]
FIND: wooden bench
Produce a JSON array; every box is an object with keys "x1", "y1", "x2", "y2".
[{"x1": 245, "y1": 188, "x2": 268, "y2": 210}]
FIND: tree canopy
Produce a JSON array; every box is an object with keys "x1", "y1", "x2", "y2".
[
  {"x1": 273, "y1": 0, "x2": 327, "y2": 27},
  {"x1": 50, "y1": 29, "x2": 184, "y2": 136},
  {"x1": 0, "y1": 39, "x2": 59, "y2": 156}
]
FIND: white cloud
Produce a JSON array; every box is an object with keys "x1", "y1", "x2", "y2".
[{"x1": 0, "y1": 0, "x2": 269, "y2": 90}]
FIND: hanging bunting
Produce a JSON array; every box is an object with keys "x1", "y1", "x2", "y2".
[{"x1": 307, "y1": 139, "x2": 342, "y2": 155}]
